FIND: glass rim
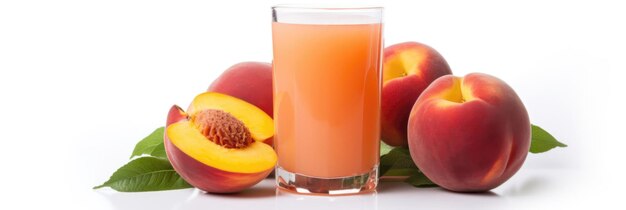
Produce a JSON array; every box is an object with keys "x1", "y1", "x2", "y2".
[{"x1": 272, "y1": 4, "x2": 383, "y2": 25}]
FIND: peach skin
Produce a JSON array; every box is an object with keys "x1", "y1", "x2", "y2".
[
  {"x1": 407, "y1": 73, "x2": 530, "y2": 192},
  {"x1": 208, "y1": 62, "x2": 273, "y2": 117},
  {"x1": 381, "y1": 42, "x2": 452, "y2": 147}
]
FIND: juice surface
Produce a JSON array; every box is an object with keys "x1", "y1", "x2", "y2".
[{"x1": 272, "y1": 22, "x2": 382, "y2": 178}]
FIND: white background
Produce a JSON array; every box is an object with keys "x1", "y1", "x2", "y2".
[{"x1": 1, "y1": 0, "x2": 624, "y2": 209}]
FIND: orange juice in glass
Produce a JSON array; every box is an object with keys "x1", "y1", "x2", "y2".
[{"x1": 272, "y1": 6, "x2": 383, "y2": 195}]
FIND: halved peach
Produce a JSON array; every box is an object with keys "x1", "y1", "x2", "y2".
[{"x1": 164, "y1": 92, "x2": 277, "y2": 193}]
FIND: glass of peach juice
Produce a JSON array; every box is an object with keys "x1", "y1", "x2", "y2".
[{"x1": 272, "y1": 6, "x2": 383, "y2": 195}]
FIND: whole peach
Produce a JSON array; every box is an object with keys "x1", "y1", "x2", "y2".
[
  {"x1": 209, "y1": 62, "x2": 273, "y2": 116},
  {"x1": 407, "y1": 73, "x2": 530, "y2": 192},
  {"x1": 381, "y1": 42, "x2": 452, "y2": 147}
]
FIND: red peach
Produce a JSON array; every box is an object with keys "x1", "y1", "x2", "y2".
[
  {"x1": 381, "y1": 42, "x2": 452, "y2": 146},
  {"x1": 407, "y1": 73, "x2": 530, "y2": 192},
  {"x1": 208, "y1": 62, "x2": 273, "y2": 116}
]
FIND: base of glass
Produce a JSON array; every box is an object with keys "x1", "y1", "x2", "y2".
[{"x1": 275, "y1": 166, "x2": 378, "y2": 195}]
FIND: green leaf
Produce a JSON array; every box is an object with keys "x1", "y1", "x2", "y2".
[
  {"x1": 380, "y1": 141, "x2": 393, "y2": 156},
  {"x1": 130, "y1": 127, "x2": 167, "y2": 159},
  {"x1": 405, "y1": 172, "x2": 437, "y2": 188},
  {"x1": 93, "y1": 156, "x2": 192, "y2": 192},
  {"x1": 379, "y1": 147, "x2": 418, "y2": 177},
  {"x1": 530, "y1": 124, "x2": 567, "y2": 153},
  {"x1": 378, "y1": 145, "x2": 438, "y2": 187}
]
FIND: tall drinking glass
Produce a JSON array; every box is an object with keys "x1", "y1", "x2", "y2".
[{"x1": 272, "y1": 6, "x2": 383, "y2": 195}]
